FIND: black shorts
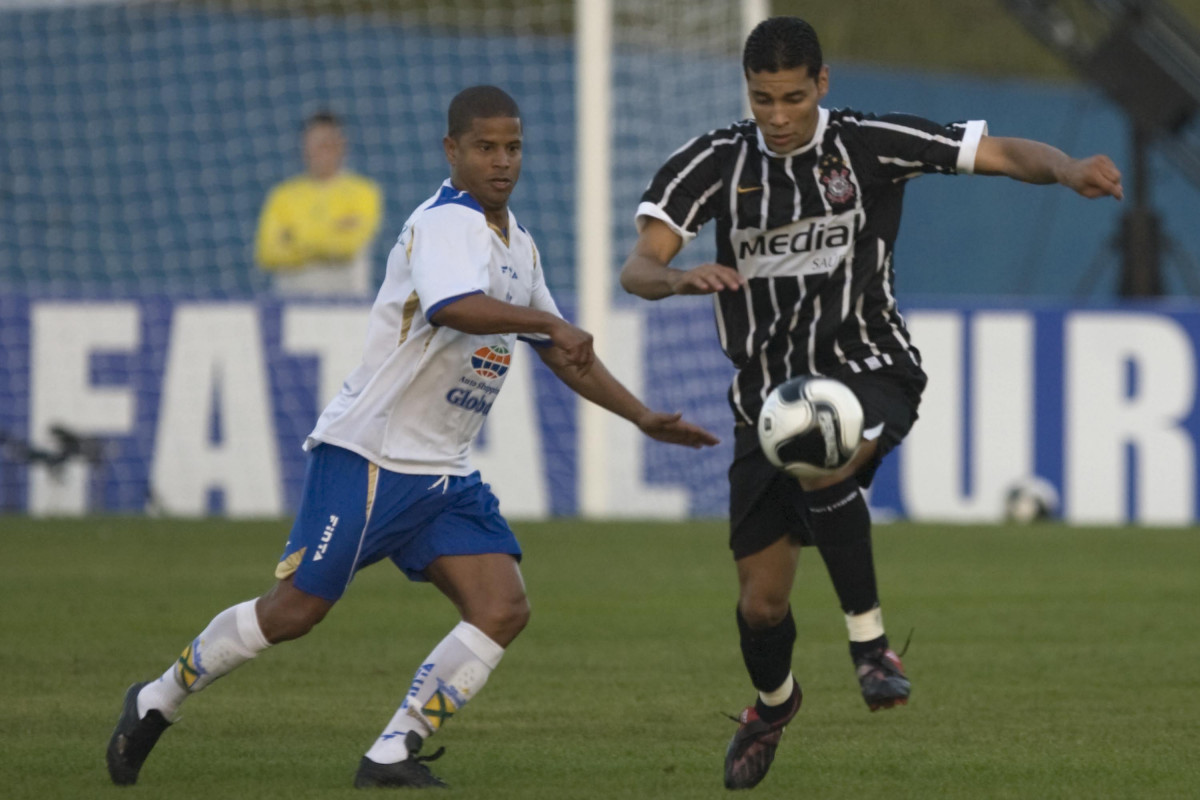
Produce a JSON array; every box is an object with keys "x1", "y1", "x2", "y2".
[{"x1": 728, "y1": 365, "x2": 926, "y2": 560}]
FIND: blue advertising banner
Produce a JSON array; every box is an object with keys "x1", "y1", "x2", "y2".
[{"x1": 4, "y1": 296, "x2": 1197, "y2": 524}]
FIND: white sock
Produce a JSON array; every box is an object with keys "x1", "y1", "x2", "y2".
[
  {"x1": 758, "y1": 673, "x2": 795, "y2": 707},
  {"x1": 846, "y1": 606, "x2": 885, "y2": 643},
  {"x1": 365, "y1": 622, "x2": 505, "y2": 764},
  {"x1": 138, "y1": 599, "x2": 271, "y2": 720}
]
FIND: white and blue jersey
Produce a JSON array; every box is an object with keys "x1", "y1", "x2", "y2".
[
  {"x1": 278, "y1": 180, "x2": 559, "y2": 595},
  {"x1": 306, "y1": 179, "x2": 562, "y2": 475}
]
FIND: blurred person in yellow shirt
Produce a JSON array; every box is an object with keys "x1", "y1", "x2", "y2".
[{"x1": 254, "y1": 111, "x2": 383, "y2": 297}]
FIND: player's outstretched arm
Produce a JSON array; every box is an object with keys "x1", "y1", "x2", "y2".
[
  {"x1": 535, "y1": 344, "x2": 720, "y2": 449},
  {"x1": 620, "y1": 218, "x2": 745, "y2": 300},
  {"x1": 973, "y1": 136, "x2": 1124, "y2": 200},
  {"x1": 431, "y1": 293, "x2": 595, "y2": 374}
]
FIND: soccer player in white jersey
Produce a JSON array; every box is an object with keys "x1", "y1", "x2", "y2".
[
  {"x1": 106, "y1": 85, "x2": 719, "y2": 790},
  {"x1": 619, "y1": 17, "x2": 1123, "y2": 790}
]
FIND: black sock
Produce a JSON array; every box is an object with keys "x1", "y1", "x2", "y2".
[
  {"x1": 807, "y1": 478, "x2": 879, "y2": 616},
  {"x1": 849, "y1": 634, "x2": 889, "y2": 660},
  {"x1": 736, "y1": 606, "x2": 795, "y2": 696},
  {"x1": 755, "y1": 688, "x2": 797, "y2": 724}
]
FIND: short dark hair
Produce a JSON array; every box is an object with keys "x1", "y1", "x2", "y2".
[
  {"x1": 305, "y1": 110, "x2": 342, "y2": 129},
  {"x1": 447, "y1": 86, "x2": 521, "y2": 139},
  {"x1": 742, "y1": 16, "x2": 823, "y2": 77}
]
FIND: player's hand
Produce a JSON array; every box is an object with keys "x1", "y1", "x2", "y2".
[
  {"x1": 549, "y1": 320, "x2": 595, "y2": 376},
  {"x1": 1063, "y1": 155, "x2": 1123, "y2": 200},
  {"x1": 668, "y1": 263, "x2": 745, "y2": 295},
  {"x1": 636, "y1": 411, "x2": 720, "y2": 448}
]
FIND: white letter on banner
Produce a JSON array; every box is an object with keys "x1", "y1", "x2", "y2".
[
  {"x1": 902, "y1": 311, "x2": 1034, "y2": 521},
  {"x1": 29, "y1": 303, "x2": 139, "y2": 516},
  {"x1": 282, "y1": 305, "x2": 370, "y2": 409},
  {"x1": 1065, "y1": 313, "x2": 1195, "y2": 524},
  {"x1": 472, "y1": 342, "x2": 548, "y2": 519},
  {"x1": 603, "y1": 307, "x2": 687, "y2": 518},
  {"x1": 151, "y1": 305, "x2": 283, "y2": 516}
]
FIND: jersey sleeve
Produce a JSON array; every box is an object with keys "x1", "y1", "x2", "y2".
[
  {"x1": 851, "y1": 112, "x2": 988, "y2": 182},
  {"x1": 519, "y1": 240, "x2": 562, "y2": 348},
  {"x1": 409, "y1": 207, "x2": 491, "y2": 322},
  {"x1": 635, "y1": 131, "x2": 726, "y2": 243}
]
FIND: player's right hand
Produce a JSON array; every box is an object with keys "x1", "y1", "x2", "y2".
[
  {"x1": 636, "y1": 410, "x2": 720, "y2": 448},
  {"x1": 1065, "y1": 154, "x2": 1123, "y2": 201},
  {"x1": 669, "y1": 263, "x2": 745, "y2": 295},
  {"x1": 550, "y1": 320, "x2": 595, "y2": 376}
]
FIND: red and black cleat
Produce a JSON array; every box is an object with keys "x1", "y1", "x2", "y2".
[
  {"x1": 854, "y1": 647, "x2": 911, "y2": 711},
  {"x1": 723, "y1": 683, "x2": 802, "y2": 790}
]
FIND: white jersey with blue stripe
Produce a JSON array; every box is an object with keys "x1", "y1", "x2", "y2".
[{"x1": 305, "y1": 179, "x2": 561, "y2": 475}]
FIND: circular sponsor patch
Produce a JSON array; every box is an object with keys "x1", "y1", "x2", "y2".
[{"x1": 471, "y1": 345, "x2": 511, "y2": 379}]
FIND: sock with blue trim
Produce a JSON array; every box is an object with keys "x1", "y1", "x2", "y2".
[
  {"x1": 365, "y1": 621, "x2": 505, "y2": 764},
  {"x1": 137, "y1": 599, "x2": 271, "y2": 720}
]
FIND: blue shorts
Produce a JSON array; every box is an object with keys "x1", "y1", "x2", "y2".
[{"x1": 275, "y1": 444, "x2": 521, "y2": 602}]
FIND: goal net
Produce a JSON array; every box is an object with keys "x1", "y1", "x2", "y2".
[{"x1": 0, "y1": 0, "x2": 748, "y2": 517}]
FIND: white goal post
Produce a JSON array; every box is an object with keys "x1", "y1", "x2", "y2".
[{"x1": 575, "y1": 0, "x2": 769, "y2": 517}]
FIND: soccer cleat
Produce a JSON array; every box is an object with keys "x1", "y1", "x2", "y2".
[
  {"x1": 106, "y1": 681, "x2": 172, "y2": 786},
  {"x1": 854, "y1": 646, "x2": 911, "y2": 711},
  {"x1": 723, "y1": 683, "x2": 802, "y2": 790},
  {"x1": 354, "y1": 731, "x2": 448, "y2": 789}
]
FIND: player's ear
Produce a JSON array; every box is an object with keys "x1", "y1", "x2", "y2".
[
  {"x1": 816, "y1": 65, "x2": 830, "y2": 100},
  {"x1": 443, "y1": 135, "x2": 457, "y2": 166}
]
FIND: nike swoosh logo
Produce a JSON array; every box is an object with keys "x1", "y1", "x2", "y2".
[{"x1": 736, "y1": 185, "x2": 761, "y2": 194}]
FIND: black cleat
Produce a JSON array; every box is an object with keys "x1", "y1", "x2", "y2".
[
  {"x1": 854, "y1": 646, "x2": 911, "y2": 711},
  {"x1": 354, "y1": 731, "x2": 448, "y2": 789},
  {"x1": 106, "y1": 681, "x2": 171, "y2": 786},
  {"x1": 723, "y1": 683, "x2": 802, "y2": 790}
]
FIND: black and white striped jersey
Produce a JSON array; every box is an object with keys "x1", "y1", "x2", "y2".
[{"x1": 637, "y1": 106, "x2": 987, "y2": 425}]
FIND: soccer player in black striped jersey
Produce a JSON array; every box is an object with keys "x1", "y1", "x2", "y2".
[{"x1": 620, "y1": 17, "x2": 1123, "y2": 790}]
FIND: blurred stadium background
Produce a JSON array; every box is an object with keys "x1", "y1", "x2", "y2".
[
  {"x1": 4, "y1": 0, "x2": 1200, "y2": 523},
  {"x1": 4, "y1": 3, "x2": 1200, "y2": 798}
]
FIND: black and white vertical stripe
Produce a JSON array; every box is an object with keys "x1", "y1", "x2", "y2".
[{"x1": 640, "y1": 110, "x2": 977, "y2": 424}]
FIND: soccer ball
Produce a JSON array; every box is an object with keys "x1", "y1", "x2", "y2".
[
  {"x1": 1003, "y1": 476, "x2": 1060, "y2": 523},
  {"x1": 757, "y1": 376, "x2": 864, "y2": 479}
]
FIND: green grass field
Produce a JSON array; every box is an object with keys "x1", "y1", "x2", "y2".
[{"x1": 2, "y1": 518, "x2": 1198, "y2": 799}]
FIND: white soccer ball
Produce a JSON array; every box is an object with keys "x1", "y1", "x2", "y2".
[
  {"x1": 1003, "y1": 476, "x2": 1060, "y2": 523},
  {"x1": 757, "y1": 377, "x2": 865, "y2": 479}
]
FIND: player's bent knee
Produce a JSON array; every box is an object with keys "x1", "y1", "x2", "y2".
[
  {"x1": 467, "y1": 596, "x2": 530, "y2": 647},
  {"x1": 797, "y1": 438, "x2": 878, "y2": 492},
  {"x1": 737, "y1": 595, "x2": 790, "y2": 629},
  {"x1": 256, "y1": 583, "x2": 333, "y2": 644}
]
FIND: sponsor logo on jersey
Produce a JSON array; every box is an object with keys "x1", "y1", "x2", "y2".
[
  {"x1": 445, "y1": 387, "x2": 494, "y2": 415},
  {"x1": 471, "y1": 345, "x2": 511, "y2": 379},
  {"x1": 819, "y1": 152, "x2": 857, "y2": 208},
  {"x1": 733, "y1": 210, "x2": 860, "y2": 279}
]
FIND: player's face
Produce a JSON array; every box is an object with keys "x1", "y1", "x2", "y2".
[
  {"x1": 303, "y1": 123, "x2": 346, "y2": 180},
  {"x1": 746, "y1": 65, "x2": 829, "y2": 154},
  {"x1": 444, "y1": 116, "x2": 523, "y2": 215}
]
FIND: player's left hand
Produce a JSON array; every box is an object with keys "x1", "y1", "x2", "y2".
[
  {"x1": 636, "y1": 411, "x2": 720, "y2": 448},
  {"x1": 1063, "y1": 155, "x2": 1124, "y2": 200}
]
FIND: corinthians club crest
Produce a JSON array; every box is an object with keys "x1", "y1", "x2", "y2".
[{"x1": 818, "y1": 152, "x2": 856, "y2": 208}]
